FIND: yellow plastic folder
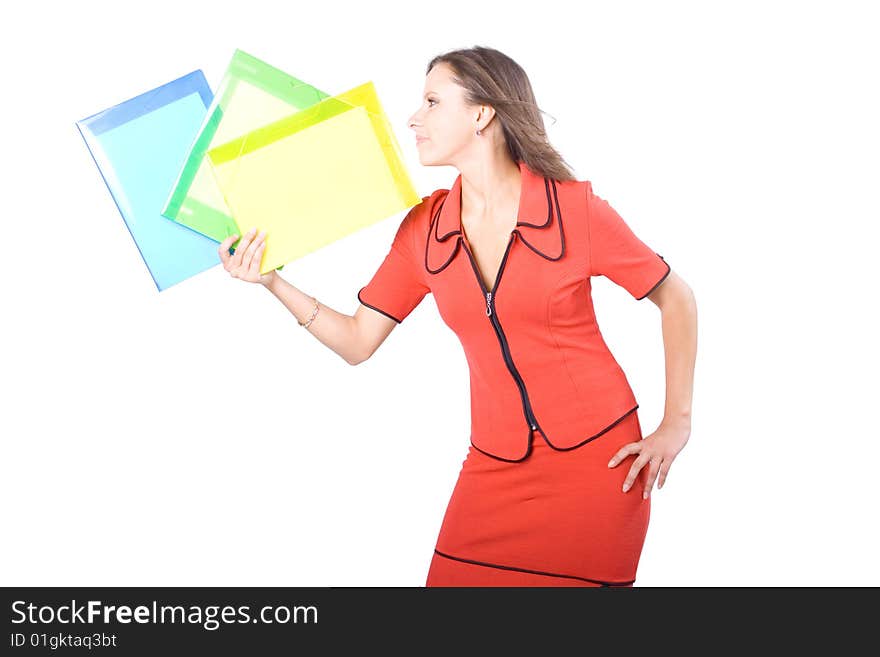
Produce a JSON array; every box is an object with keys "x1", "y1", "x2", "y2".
[
  {"x1": 162, "y1": 49, "x2": 329, "y2": 245},
  {"x1": 206, "y1": 81, "x2": 420, "y2": 274}
]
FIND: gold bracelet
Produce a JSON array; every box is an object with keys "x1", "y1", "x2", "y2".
[{"x1": 299, "y1": 297, "x2": 319, "y2": 329}]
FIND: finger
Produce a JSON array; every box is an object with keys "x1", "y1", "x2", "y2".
[
  {"x1": 643, "y1": 457, "x2": 662, "y2": 499},
  {"x1": 248, "y1": 239, "x2": 267, "y2": 279},
  {"x1": 234, "y1": 228, "x2": 257, "y2": 262},
  {"x1": 622, "y1": 453, "x2": 651, "y2": 493},
  {"x1": 607, "y1": 442, "x2": 642, "y2": 468},
  {"x1": 241, "y1": 230, "x2": 265, "y2": 273},
  {"x1": 658, "y1": 460, "x2": 672, "y2": 489},
  {"x1": 218, "y1": 234, "x2": 239, "y2": 267},
  {"x1": 232, "y1": 227, "x2": 257, "y2": 268}
]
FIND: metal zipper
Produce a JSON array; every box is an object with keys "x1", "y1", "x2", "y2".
[{"x1": 462, "y1": 233, "x2": 539, "y2": 433}]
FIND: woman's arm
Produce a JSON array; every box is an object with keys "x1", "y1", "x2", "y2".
[
  {"x1": 648, "y1": 270, "x2": 697, "y2": 430},
  {"x1": 609, "y1": 270, "x2": 698, "y2": 497},
  {"x1": 219, "y1": 229, "x2": 397, "y2": 366},
  {"x1": 263, "y1": 274, "x2": 397, "y2": 366}
]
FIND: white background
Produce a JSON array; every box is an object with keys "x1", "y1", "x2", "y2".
[{"x1": 2, "y1": 0, "x2": 877, "y2": 586}]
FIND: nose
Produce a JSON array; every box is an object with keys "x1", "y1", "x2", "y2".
[{"x1": 407, "y1": 109, "x2": 422, "y2": 131}]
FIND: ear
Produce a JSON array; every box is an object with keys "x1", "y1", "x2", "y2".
[{"x1": 476, "y1": 104, "x2": 497, "y2": 130}]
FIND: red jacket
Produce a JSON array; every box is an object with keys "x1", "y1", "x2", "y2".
[{"x1": 358, "y1": 160, "x2": 670, "y2": 461}]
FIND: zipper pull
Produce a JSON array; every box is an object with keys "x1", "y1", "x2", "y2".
[{"x1": 486, "y1": 292, "x2": 493, "y2": 317}]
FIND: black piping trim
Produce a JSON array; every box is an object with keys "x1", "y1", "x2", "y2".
[
  {"x1": 512, "y1": 176, "x2": 554, "y2": 229},
  {"x1": 513, "y1": 178, "x2": 565, "y2": 261},
  {"x1": 425, "y1": 199, "x2": 461, "y2": 274},
  {"x1": 470, "y1": 438, "x2": 532, "y2": 463},
  {"x1": 435, "y1": 201, "x2": 461, "y2": 241},
  {"x1": 539, "y1": 405, "x2": 640, "y2": 451},
  {"x1": 461, "y1": 233, "x2": 539, "y2": 463},
  {"x1": 636, "y1": 255, "x2": 672, "y2": 300},
  {"x1": 432, "y1": 549, "x2": 636, "y2": 587},
  {"x1": 357, "y1": 286, "x2": 402, "y2": 323},
  {"x1": 470, "y1": 405, "x2": 641, "y2": 463},
  {"x1": 424, "y1": 175, "x2": 564, "y2": 275}
]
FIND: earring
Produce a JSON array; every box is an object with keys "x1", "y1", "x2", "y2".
[{"x1": 476, "y1": 128, "x2": 482, "y2": 136}]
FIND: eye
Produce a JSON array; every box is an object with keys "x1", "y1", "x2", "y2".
[{"x1": 427, "y1": 99, "x2": 437, "y2": 106}]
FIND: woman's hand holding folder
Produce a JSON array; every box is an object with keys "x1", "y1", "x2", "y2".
[{"x1": 218, "y1": 227, "x2": 277, "y2": 287}]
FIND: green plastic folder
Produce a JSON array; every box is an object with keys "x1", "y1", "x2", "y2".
[
  {"x1": 162, "y1": 49, "x2": 329, "y2": 248},
  {"x1": 206, "y1": 81, "x2": 421, "y2": 274}
]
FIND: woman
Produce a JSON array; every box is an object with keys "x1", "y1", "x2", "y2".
[{"x1": 218, "y1": 46, "x2": 698, "y2": 587}]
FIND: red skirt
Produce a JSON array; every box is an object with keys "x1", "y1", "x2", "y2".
[{"x1": 426, "y1": 408, "x2": 651, "y2": 587}]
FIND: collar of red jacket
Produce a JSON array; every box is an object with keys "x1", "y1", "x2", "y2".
[{"x1": 425, "y1": 160, "x2": 566, "y2": 275}]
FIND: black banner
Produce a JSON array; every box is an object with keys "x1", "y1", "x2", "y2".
[{"x1": 1, "y1": 586, "x2": 871, "y2": 652}]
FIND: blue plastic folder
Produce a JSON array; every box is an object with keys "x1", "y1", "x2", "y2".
[{"x1": 76, "y1": 71, "x2": 221, "y2": 291}]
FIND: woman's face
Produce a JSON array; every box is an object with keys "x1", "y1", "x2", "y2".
[{"x1": 408, "y1": 62, "x2": 484, "y2": 167}]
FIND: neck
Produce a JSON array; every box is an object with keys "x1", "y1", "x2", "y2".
[{"x1": 458, "y1": 155, "x2": 521, "y2": 224}]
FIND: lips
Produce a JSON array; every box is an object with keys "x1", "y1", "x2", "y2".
[{"x1": 416, "y1": 137, "x2": 429, "y2": 144}]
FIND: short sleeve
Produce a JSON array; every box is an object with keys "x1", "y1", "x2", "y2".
[
  {"x1": 587, "y1": 182, "x2": 671, "y2": 300},
  {"x1": 358, "y1": 206, "x2": 430, "y2": 323}
]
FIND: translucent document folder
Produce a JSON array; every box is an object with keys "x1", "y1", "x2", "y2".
[
  {"x1": 76, "y1": 71, "x2": 220, "y2": 291},
  {"x1": 206, "y1": 81, "x2": 420, "y2": 274},
  {"x1": 162, "y1": 49, "x2": 329, "y2": 245}
]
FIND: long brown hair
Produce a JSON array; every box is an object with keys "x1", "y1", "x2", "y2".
[{"x1": 426, "y1": 46, "x2": 577, "y2": 182}]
